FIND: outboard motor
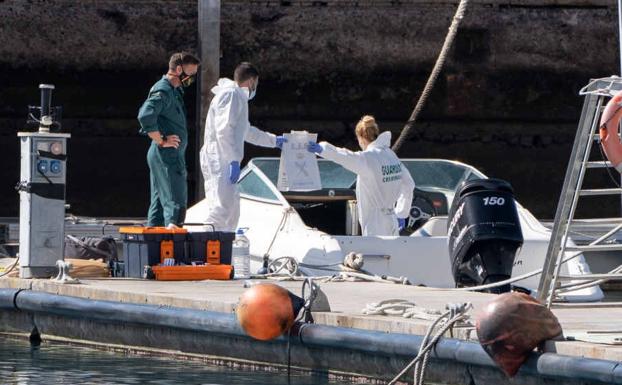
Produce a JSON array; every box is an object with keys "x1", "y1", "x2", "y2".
[{"x1": 447, "y1": 179, "x2": 523, "y2": 293}]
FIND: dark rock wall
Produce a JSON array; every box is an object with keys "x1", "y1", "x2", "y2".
[{"x1": 0, "y1": 0, "x2": 619, "y2": 218}]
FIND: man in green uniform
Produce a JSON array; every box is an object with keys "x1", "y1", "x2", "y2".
[{"x1": 137, "y1": 52, "x2": 200, "y2": 227}]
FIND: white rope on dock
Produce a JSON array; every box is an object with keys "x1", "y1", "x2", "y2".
[
  {"x1": 362, "y1": 299, "x2": 443, "y2": 321},
  {"x1": 250, "y1": 255, "x2": 411, "y2": 285}
]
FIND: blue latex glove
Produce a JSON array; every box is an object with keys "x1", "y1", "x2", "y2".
[
  {"x1": 307, "y1": 141, "x2": 323, "y2": 154},
  {"x1": 275, "y1": 136, "x2": 287, "y2": 149},
  {"x1": 229, "y1": 161, "x2": 241, "y2": 184},
  {"x1": 398, "y1": 218, "x2": 406, "y2": 232}
]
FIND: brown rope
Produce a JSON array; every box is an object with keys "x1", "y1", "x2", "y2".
[{"x1": 392, "y1": 0, "x2": 470, "y2": 153}]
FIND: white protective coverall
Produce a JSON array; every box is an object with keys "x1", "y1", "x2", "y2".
[
  {"x1": 199, "y1": 78, "x2": 276, "y2": 231},
  {"x1": 318, "y1": 131, "x2": 415, "y2": 236}
]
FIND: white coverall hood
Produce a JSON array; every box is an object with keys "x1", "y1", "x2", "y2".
[
  {"x1": 368, "y1": 131, "x2": 392, "y2": 149},
  {"x1": 210, "y1": 78, "x2": 250, "y2": 100},
  {"x1": 198, "y1": 77, "x2": 277, "y2": 231},
  {"x1": 318, "y1": 131, "x2": 415, "y2": 236}
]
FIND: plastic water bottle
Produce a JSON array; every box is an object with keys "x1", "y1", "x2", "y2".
[{"x1": 232, "y1": 229, "x2": 250, "y2": 279}]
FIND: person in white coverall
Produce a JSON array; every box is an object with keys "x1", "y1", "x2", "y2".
[
  {"x1": 307, "y1": 115, "x2": 415, "y2": 236},
  {"x1": 200, "y1": 62, "x2": 285, "y2": 231}
]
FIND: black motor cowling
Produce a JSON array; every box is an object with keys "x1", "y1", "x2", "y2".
[{"x1": 447, "y1": 179, "x2": 523, "y2": 293}]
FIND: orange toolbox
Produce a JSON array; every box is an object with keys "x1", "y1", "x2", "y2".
[
  {"x1": 150, "y1": 264, "x2": 234, "y2": 281},
  {"x1": 151, "y1": 229, "x2": 236, "y2": 281},
  {"x1": 119, "y1": 227, "x2": 188, "y2": 278}
]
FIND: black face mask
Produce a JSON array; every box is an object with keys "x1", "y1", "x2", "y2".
[{"x1": 178, "y1": 70, "x2": 195, "y2": 88}]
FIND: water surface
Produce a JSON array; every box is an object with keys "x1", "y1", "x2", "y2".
[{"x1": 0, "y1": 337, "x2": 356, "y2": 385}]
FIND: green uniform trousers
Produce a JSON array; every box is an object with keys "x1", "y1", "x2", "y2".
[{"x1": 146, "y1": 143, "x2": 187, "y2": 226}]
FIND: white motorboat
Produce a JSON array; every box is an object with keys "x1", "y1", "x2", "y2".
[{"x1": 186, "y1": 157, "x2": 603, "y2": 302}]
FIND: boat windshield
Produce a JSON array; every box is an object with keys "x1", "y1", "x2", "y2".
[
  {"x1": 250, "y1": 158, "x2": 480, "y2": 192},
  {"x1": 402, "y1": 160, "x2": 482, "y2": 192},
  {"x1": 251, "y1": 158, "x2": 357, "y2": 189},
  {"x1": 247, "y1": 158, "x2": 482, "y2": 235}
]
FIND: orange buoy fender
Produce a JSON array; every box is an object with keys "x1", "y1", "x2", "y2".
[
  {"x1": 476, "y1": 292, "x2": 563, "y2": 377},
  {"x1": 599, "y1": 93, "x2": 622, "y2": 173},
  {"x1": 236, "y1": 283, "x2": 305, "y2": 341}
]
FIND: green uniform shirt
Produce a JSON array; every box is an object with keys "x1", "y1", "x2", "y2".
[{"x1": 137, "y1": 76, "x2": 188, "y2": 169}]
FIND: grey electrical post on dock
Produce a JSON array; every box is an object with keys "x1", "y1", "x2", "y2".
[
  {"x1": 196, "y1": 0, "x2": 220, "y2": 201},
  {"x1": 17, "y1": 85, "x2": 70, "y2": 278}
]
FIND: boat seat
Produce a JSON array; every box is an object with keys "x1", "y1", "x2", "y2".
[{"x1": 411, "y1": 216, "x2": 448, "y2": 237}]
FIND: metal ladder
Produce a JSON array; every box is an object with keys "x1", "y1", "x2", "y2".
[{"x1": 537, "y1": 76, "x2": 622, "y2": 307}]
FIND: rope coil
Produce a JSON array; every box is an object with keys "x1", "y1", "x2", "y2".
[
  {"x1": 251, "y1": 255, "x2": 411, "y2": 285},
  {"x1": 362, "y1": 299, "x2": 443, "y2": 321}
]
